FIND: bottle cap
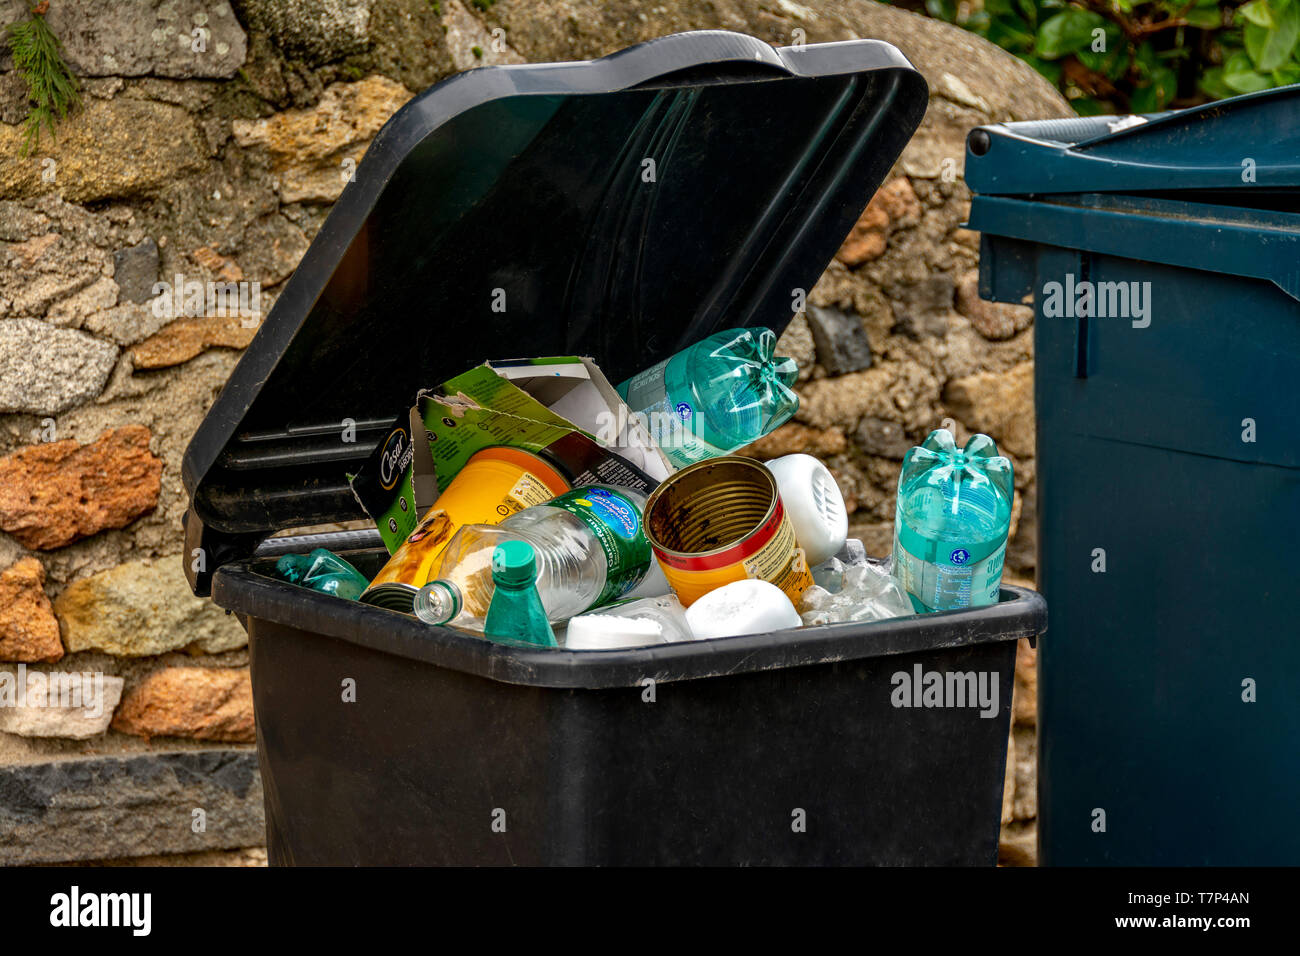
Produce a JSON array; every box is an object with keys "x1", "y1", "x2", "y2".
[{"x1": 491, "y1": 540, "x2": 538, "y2": 588}]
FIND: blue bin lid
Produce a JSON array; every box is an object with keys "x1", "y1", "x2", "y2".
[
  {"x1": 966, "y1": 84, "x2": 1300, "y2": 196},
  {"x1": 180, "y1": 30, "x2": 928, "y2": 594}
]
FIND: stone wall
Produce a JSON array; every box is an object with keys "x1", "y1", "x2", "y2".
[{"x1": 0, "y1": 0, "x2": 1066, "y2": 864}]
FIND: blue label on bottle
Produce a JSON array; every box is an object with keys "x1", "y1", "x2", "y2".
[
  {"x1": 578, "y1": 488, "x2": 640, "y2": 539},
  {"x1": 547, "y1": 488, "x2": 650, "y2": 605}
]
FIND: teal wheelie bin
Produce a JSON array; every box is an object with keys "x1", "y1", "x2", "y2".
[{"x1": 967, "y1": 87, "x2": 1300, "y2": 865}]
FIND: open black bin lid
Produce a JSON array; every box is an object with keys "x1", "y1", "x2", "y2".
[{"x1": 182, "y1": 30, "x2": 928, "y2": 595}]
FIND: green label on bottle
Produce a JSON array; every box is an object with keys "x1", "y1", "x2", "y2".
[{"x1": 546, "y1": 488, "x2": 652, "y2": 606}]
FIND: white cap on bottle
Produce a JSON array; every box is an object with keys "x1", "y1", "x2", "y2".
[{"x1": 764, "y1": 454, "x2": 848, "y2": 565}]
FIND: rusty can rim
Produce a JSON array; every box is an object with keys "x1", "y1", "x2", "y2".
[{"x1": 644, "y1": 456, "x2": 778, "y2": 561}]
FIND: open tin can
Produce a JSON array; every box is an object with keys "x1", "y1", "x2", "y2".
[{"x1": 644, "y1": 456, "x2": 813, "y2": 607}]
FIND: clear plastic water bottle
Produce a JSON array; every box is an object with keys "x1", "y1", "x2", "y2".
[
  {"x1": 616, "y1": 327, "x2": 799, "y2": 468},
  {"x1": 891, "y1": 429, "x2": 1013, "y2": 613},
  {"x1": 483, "y1": 541, "x2": 557, "y2": 648},
  {"x1": 413, "y1": 486, "x2": 654, "y2": 628}
]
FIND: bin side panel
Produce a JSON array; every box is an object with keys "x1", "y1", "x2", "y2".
[
  {"x1": 558, "y1": 643, "x2": 1015, "y2": 866},
  {"x1": 250, "y1": 618, "x2": 1016, "y2": 865},
  {"x1": 1035, "y1": 249, "x2": 1300, "y2": 865},
  {"x1": 251, "y1": 620, "x2": 555, "y2": 866}
]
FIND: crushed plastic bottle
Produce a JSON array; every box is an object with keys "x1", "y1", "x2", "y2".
[
  {"x1": 413, "y1": 485, "x2": 653, "y2": 629},
  {"x1": 836, "y1": 538, "x2": 868, "y2": 568},
  {"x1": 799, "y1": 561, "x2": 914, "y2": 626},
  {"x1": 809, "y1": 538, "x2": 871, "y2": 592},
  {"x1": 274, "y1": 548, "x2": 369, "y2": 601},
  {"x1": 616, "y1": 327, "x2": 799, "y2": 468},
  {"x1": 811, "y1": 555, "x2": 846, "y2": 592},
  {"x1": 892, "y1": 429, "x2": 1013, "y2": 613}
]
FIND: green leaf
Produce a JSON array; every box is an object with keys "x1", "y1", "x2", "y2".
[
  {"x1": 1130, "y1": 83, "x2": 1161, "y2": 112},
  {"x1": 1076, "y1": 26, "x2": 1130, "y2": 79},
  {"x1": 1184, "y1": 6, "x2": 1223, "y2": 29},
  {"x1": 1244, "y1": 2, "x2": 1299, "y2": 71},
  {"x1": 1272, "y1": 60, "x2": 1300, "y2": 83},
  {"x1": 1037, "y1": 8, "x2": 1110, "y2": 58},
  {"x1": 1027, "y1": 56, "x2": 1063, "y2": 84},
  {"x1": 1239, "y1": 0, "x2": 1275, "y2": 28},
  {"x1": 1224, "y1": 50, "x2": 1277, "y2": 90},
  {"x1": 1200, "y1": 66, "x2": 1236, "y2": 99},
  {"x1": 1149, "y1": 65, "x2": 1178, "y2": 104},
  {"x1": 1134, "y1": 40, "x2": 1162, "y2": 72},
  {"x1": 988, "y1": 19, "x2": 1038, "y2": 52},
  {"x1": 1070, "y1": 95, "x2": 1109, "y2": 115},
  {"x1": 1016, "y1": 0, "x2": 1040, "y2": 25}
]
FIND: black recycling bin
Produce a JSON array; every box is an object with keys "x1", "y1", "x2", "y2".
[
  {"x1": 184, "y1": 30, "x2": 1047, "y2": 866},
  {"x1": 967, "y1": 88, "x2": 1300, "y2": 865}
]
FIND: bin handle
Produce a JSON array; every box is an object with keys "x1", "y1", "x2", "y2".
[
  {"x1": 253, "y1": 527, "x2": 385, "y2": 558},
  {"x1": 975, "y1": 113, "x2": 1176, "y2": 149}
]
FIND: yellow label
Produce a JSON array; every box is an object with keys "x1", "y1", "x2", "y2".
[
  {"x1": 766, "y1": 547, "x2": 813, "y2": 607},
  {"x1": 741, "y1": 515, "x2": 797, "y2": 582},
  {"x1": 504, "y1": 470, "x2": 558, "y2": 511}
]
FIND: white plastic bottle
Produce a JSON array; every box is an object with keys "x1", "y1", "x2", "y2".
[
  {"x1": 764, "y1": 454, "x2": 848, "y2": 565},
  {"x1": 413, "y1": 486, "x2": 654, "y2": 628}
]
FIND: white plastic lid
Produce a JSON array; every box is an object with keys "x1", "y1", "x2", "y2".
[
  {"x1": 564, "y1": 613, "x2": 669, "y2": 650},
  {"x1": 764, "y1": 454, "x2": 848, "y2": 565},
  {"x1": 684, "y1": 579, "x2": 802, "y2": 640}
]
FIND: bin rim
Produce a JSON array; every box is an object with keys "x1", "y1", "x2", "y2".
[{"x1": 215, "y1": 560, "x2": 1046, "y2": 690}]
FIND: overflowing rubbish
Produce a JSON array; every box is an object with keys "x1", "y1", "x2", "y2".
[
  {"x1": 273, "y1": 548, "x2": 370, "y2": 601},
  {"x1": 410, "y1": 485, "x2": 654, "y2": 626},
  {"x1": 484, "y1": 540, "x2": 557, "y2": 648},
  {"x1": 892, "y1": 429, "x2": 1013, "y2": 612},
  {"x1": 685, "y1": 579, "x2": 802, "y2": 639},
  {"x1": 643, "y1": 456, "x2": 812, "y2": 607},
  {"x1": 350, "y1": 358, "x2": 665, "y2": 555},
  {"x1": 617, "y1": 328, "x2": 798, "y2": 468},
  {"x1": 564, "y1": 594, "x2": 692, "y2": 649},
  {"x1": 276, "y1": 337, "x2": 1016, "y2": 647}
]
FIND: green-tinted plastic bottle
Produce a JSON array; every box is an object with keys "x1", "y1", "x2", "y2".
[
  {"x1": 891, "y1": 429, "x2": 1013, "y2": 613},
  {"x1": 483, "y1": 540, "x2": 557, "y2": 648},
  {"x1": 616, "y1": 327, "x2": 799, "y2": 468},
  {"x1": 275, "y1": 548, "x2": 370, "y2": 601}
]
